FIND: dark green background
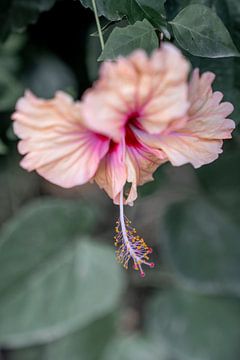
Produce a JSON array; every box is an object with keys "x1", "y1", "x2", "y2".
[{"x1": 0, "y1": 1, "x2": 239, "y2": 359}]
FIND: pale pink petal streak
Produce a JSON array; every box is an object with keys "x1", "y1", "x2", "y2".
[
  {"x1": 12, "y1": 91, "x2": 109, "y2": 187},
  {"x1": 94, "y1": 141, "x2": 127, "y2": 204},
  {"x1": 141, "y1": 69, "x2": 235, "y2": 168},
  {"x1": 125, "y1": 127, "x2": 167, "y2": 204}
]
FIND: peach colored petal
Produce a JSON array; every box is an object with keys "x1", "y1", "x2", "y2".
[
  {"x1": 94, "y1": 141, "x2": 127, "y2": 204},
  {"x1": 137, "y1": 70, "x2": 235, "y2": 169},
  {"x1": 81, "y1": 44, "x2": 190, "y2": 141},
  {"x1": 94, "y1": 126, "x2": 166, "y2": 205},
  {"x1": 125, "y1": 137, "x2": 166, "y2": 204},
  {"x1": 150, "y1": 134, "x2": 225, "y2": 168},
  {"x1": 12, "y1": 91, "x2": 109, "y2": 187}
]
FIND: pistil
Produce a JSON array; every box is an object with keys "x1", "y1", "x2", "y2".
[{"x1": 114, "y1": 189, "x2": 154, "y2": 277}]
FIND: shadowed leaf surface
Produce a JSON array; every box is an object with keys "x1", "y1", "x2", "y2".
[
  {"x1": 0, "y1": 199, "x2": 124, "y2": 347},
  {"x1": 146, "y1": 290, "x2": 240, "y2": 360},
  {"x1": 163, "y1": 198, "x2": 240, "y2": 295}
]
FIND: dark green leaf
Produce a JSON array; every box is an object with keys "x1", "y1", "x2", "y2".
[
  {"x1": 0, "y1": 34, "x2": 25, "y2": 111},
  {"x1": 0, "y1": 0, "x2": 57, "y2": 41},
  {"x1": 86, "y1": 21, "x2": 129, "y2": 81},
  {"x1": 102, "y1": 335, "x2": 168, "y2": 360},
  {"x1": 7, "y1": 314, "x2": 116, "y2": 360},
  {"x1": 0, "y1": 71, "x2": 23, "y2": 111},
  {"x1": 0, "y1": 151, "x2": 39, "y2": 225},
  {"x1": 0, "y1": 199, "x2": 124, "y2": 347},
  {"x1": 98, "y1": 20, "x2": 158, "y2": 61},
  {"x1": 129, "y1": 0, "x2": 167, "y2": 27},
  {"x1": 0, "y1": 139, "x2": 7, "y2": 154},
  {"x1": 79, "y1": 0, "x2": 122, "y2": 21},
  {"x1": 80, "y1": 0, "x2": 166, "y2": 28},
  {"x1": 196, "y1": 149, "x2": 240, "y2": 222},
  {"x1": 170, "y1": 4, "x2": 239, "y2": 57},
  {"x1": 146, "y1": 290, "x2": 240, "y2": 360},
  {"x1": 163, "y1": 198, "x2": 240, "y2": 296}
]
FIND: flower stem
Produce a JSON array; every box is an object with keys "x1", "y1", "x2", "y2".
[
  {"x1": 118, "y1": 189, "x2": 154, "y2": 277},
  {"x1": 91, "y1": 0, "x2": 104, "y2": 50},
  {"x1": 119, "y1": 189, "x2": 129, "y2": 246}
]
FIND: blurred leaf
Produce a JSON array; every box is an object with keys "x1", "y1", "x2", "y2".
[
  {"x1": 98, "y1": 20, "x2": 158, "y2": 61},
  {"x1": 24, "y1": 54, "x2": 78, "y2": 99},
  {"x1": 0, "y1": 199, "x2": 124, "y2": 347},
  {"x1": 0, "y1": 34, "x2": 25, "y2": 111},
  {"x1": 7, "y1": 314, "x2": 116, "y2": 360},
  {"x1": 196, "y1": 150, "x2": 240, "y2": 195},
  {"x1": 0, "y1": 71, "x2": 23, "y2": 111},
  {"x1": 163, "y1": 198, "x2": 240, "y2": 296},
  {"x1": 0, "y1": 151, "x2": 39, "y2": 225},
  {"x1": 170, "y1": 5, "x2": 239, "y2": 57},
  {"x1": 102, "y1": 335, "x2": 168, "y2": 360},
  {"x1": 196, "y1": 150, "x2": 240, "y2": 221},
  {"x1": 0, "y1": 33, "x2": 26, "y2": 55},
  {"x1": 0, "y1": 139, "x2": 7, "y2": 154},
  {"x1": 0, "y1": 0, "x2": 57, "y2": 41},
  {"x1": 139, "y1": 166, "x2": 166, "y2": 198},
  {"x1": 146, "y1": 290, "x2": 240, "y2": 360}
]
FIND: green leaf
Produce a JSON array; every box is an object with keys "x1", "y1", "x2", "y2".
[
  {"x1": 0, "y1": 151, "x2": 39, "y2": 225},
  {"x1": 102, "y1": 335, "x2": 169, "y2": 360},
  {"x1": 146, "y1": 290, "x2": 240, "y2": 360},
  {"x1": 0, "y1": 0, "x2": 57, "y2": 41},
  {"x1": 0, "y1": 139, "x2": 7, "y2": 154},
  {"x1": 98, "y1": 20, "x2": 158, "y2": 61},
  {"x1": 0, "y1": 71, "x2": 23, "y2": 111},
  {"x1": 80, "y1": 0, "x2": 166, "y2": 27},
  {"x1": 86, "y1": 21, "x2": 129, "y2": 81},
  {"x1": 0, "y1": 34, "x2": 25, "y2": 111},
  {"x1": 79, "y1": 0, "x2": 122, "y2": 21},
  {"x1": 163, "y1": 198, "x2": 240, "y2": 296},
  {"x1": 197, "y1": 150, "x2": 240, "y2": 195},
  {"x1": 170, "y1": 4, "x2": 240, "y2": 57},
  {"x1": 127, "y1": 0, "x2": 167, "y2": 27},
  {"x1": 7, "y1": 314, "x2": 116, "y2": 360},
  {"x1": 196, "y1": 149, "x2": 240, "y2": 222},
  {"x1": 135, "y1": 0, "x2": 165, "y2": 18},
  {"x1": 0, "y1": 199, "x2": 124, "y2": 347}
]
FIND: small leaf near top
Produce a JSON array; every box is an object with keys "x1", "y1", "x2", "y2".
[
  {"x1": 170, "y1": 4, "x2": 240, "y2": 58},
  {"x1": 98, "y1": 20, "x2": 159, "y2": 61}
]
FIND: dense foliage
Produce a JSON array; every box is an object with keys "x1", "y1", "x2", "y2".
[{"x1": 0, "y1": 1, "x2": 240, "y2": 359}]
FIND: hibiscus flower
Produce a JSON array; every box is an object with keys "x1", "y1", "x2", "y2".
[{"x1": 12, "y1": 44, "x2": 235, "y2": 276}]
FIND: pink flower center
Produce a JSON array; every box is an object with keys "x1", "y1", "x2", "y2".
[
  {"x1": 126, "y1": 111, "x2": 140, "y2": 127},
  {"x1": 124, "y1": 110, "x2": 143, "y2": 148},
  {"x1": 125, "y1": 125, "x2": 140, "y2": 147}
]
